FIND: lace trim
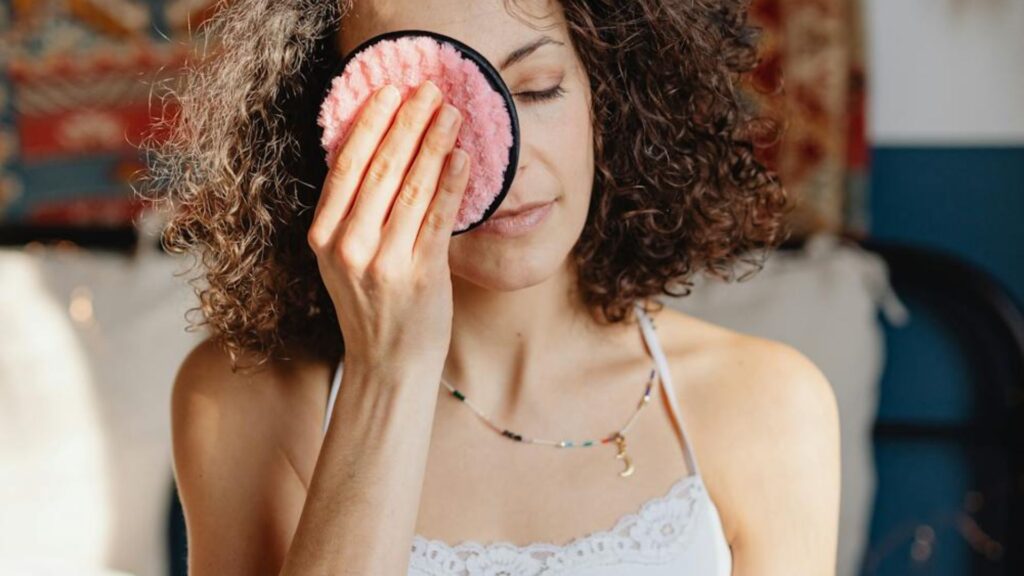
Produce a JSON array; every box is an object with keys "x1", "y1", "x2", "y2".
[{"x1": 408, "y1": 473, "x2": 706, "y2": 575}]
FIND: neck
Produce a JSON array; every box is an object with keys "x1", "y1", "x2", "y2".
[{"x1": 443, "y1": 262, "x2": 641, "y2": 419}]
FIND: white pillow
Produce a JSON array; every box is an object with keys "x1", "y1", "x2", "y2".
[
  {"x1": 0, "y1": 224, "x2": 206, "y2": 576},
  {"x1": 0, "y1": 251, "x2": 112, "y2": 571},
  {"x1": 664, "y1": 232, "x2": 909, "y2": 576}
]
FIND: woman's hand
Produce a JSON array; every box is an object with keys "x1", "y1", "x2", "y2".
[{"x1": 307, "y1": 80, "x2": 470, "y2": 379}]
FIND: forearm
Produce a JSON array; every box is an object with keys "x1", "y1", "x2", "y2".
[{"x1": 281, "y1": 365, "x2": 439, "y2": 576}]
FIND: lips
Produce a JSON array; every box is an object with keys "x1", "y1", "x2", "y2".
[{"x1": 491, "y1": 199, "x2": 555, "y2": 220}]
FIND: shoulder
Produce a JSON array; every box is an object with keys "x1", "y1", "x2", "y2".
[
  {"x1": 649, "y1": 305, "x2": 840, "y2": 570},
  {"x1": 171, "y1": 336, "x2": 334, "y2": 489},
  {"x1": 648, "y1": 305, "x2": 837, "y2": 421},
  {"x1": 170, "y1": 337, "x2": 337, "y2": 571}
]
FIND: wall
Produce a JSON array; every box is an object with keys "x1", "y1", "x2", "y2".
[{"x1": 862, "y1": 1, "x2": 1022, "y2": 574}]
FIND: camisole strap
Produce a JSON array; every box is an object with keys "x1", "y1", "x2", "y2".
[
  {"x1": 324, "y1": 358, "x2": 343, "y2": 435},
  {"x1": 633, "y1": 300, "x2": 703, "y2": 479}
]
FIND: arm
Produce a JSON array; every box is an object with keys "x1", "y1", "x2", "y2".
[
  {"x1": 171, "y1": 338, "x2": 440, "y2": 576},
  {"x1": 281, "y1": 360, "x2": 439, "y2": 575},
  {"x1": 724, "y1": 340, "x2": 842, "y2": 575},
  {"x1": 170, "y1": 339, "x2": 309, "y2": 576},
  {"x1": 174, "y1": 80, "x2": 470, "y2": 576}
]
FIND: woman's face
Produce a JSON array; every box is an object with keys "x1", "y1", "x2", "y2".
[{"x1": 339, "y1": 0, "x2": 594, "y2": 292}]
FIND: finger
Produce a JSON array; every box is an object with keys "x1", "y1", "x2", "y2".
[
  {"x1": 344, "y1": 80, "x2": 443, "y2": 245},
  {"x1": 379, "y1": 102, "x2": 462, "y2": 259},
  {"x1": 414, "y1": 148, "x2": 470, "y2": 262},
  {"x1": 308, "y1": 84, "x2": 401, "y2": 248}
]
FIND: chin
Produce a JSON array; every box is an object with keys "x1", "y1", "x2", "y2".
[
  {"x1": 450, "y1": 242, "x2": 567, "y2": 291},
  {"x1": 449, "y1": 234, "x2": 577, "y2": 293}
]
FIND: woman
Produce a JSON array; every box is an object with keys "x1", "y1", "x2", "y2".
[{"x1": 154, "y1": 0, "x2": 841, "y2": 574}]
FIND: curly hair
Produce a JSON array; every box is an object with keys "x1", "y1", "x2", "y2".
[{"x1": 139, "y1": 0, "x2": 792, "y2": 373}]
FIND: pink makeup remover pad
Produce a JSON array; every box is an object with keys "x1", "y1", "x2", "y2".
[{"x1": 318, "y1": 29, "x2": 520, "y2": 235}]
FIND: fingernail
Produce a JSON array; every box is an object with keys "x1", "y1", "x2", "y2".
[
  {"x1": 438, "y1": 104, "x2": 460, "y2": 130},
  {"x1": 418, "y1": 80, "x2": 440, "y2": 99},
  {"x1": 379, "y1": 84, "x2": 400, "y2": 105},
  {"x1": 450, "y1": 149, "x2": 467, "y2": 173}
]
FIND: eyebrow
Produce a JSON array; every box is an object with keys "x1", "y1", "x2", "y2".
[{"x1": 499, "y1": 35, "x2": 565, "y2": 71}]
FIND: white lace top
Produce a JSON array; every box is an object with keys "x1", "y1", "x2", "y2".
[{"x1": 323, "y1": 301, "x2": 734, "y2": 575}]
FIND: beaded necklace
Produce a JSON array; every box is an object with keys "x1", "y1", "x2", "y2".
[{"x1": 439, "y1": 365, "x2": 660, "y2": 478}]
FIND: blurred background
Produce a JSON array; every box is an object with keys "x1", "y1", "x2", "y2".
[{"x1": 0, "y1": 0, "x2": 1020, "y2": 575}]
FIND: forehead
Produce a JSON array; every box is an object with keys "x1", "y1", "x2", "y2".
[{"x1": 339, "y1": 0, "x2": 566, "y2": 65}]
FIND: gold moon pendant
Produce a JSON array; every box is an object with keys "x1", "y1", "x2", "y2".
[{"x1": 614, "y1": 434, "x2": 635, "y2": 477}]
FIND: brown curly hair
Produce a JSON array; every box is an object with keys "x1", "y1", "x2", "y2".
[{"x1": 139, "y1": 0, "x2": 792, "y2": 373}]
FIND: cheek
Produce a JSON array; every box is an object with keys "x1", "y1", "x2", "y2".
[
  {"x1": 517, "y1": 89, "x2": 594, "y2": 186},
  {"x1": 558, "y1": 91, "x2": 595, "y2": 202}
]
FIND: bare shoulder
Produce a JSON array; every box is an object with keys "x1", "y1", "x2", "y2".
[
  {"x1": 648, "y1": 305, "x2": 840, "y2": 572},
  {"x1": 171, "y1": 334, "x2": 331, "y2": 469},
  {"x1": 170, "y1": 337, "x2": 333, "y2": 574}
]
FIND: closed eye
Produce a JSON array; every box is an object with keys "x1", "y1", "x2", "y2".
[{"x1": 515, "y1": 84, "x2": 566, "y2": 103}]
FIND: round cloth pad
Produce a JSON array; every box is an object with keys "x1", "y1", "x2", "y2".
[{"x1": 318, "y1": 29, "x2": 520, "y2": 235}]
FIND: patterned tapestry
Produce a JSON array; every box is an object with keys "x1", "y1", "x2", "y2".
[
  {"x1": 0, "y1": 0, "x2": 219, "y2": 227},
  {"x1": 1, "y1": 0, "x2": 869, "y2": 237},
  {"x1": 749, "y1": 0, "x2": 870, "y2": 238}
]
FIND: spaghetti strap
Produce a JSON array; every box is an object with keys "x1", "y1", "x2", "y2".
[
  {"x1": 324, "y1": 358, "x2": 344, "y2": 435},
  {"x1": 633, "y1": 300, "x2": 702, "y2": 479}
]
